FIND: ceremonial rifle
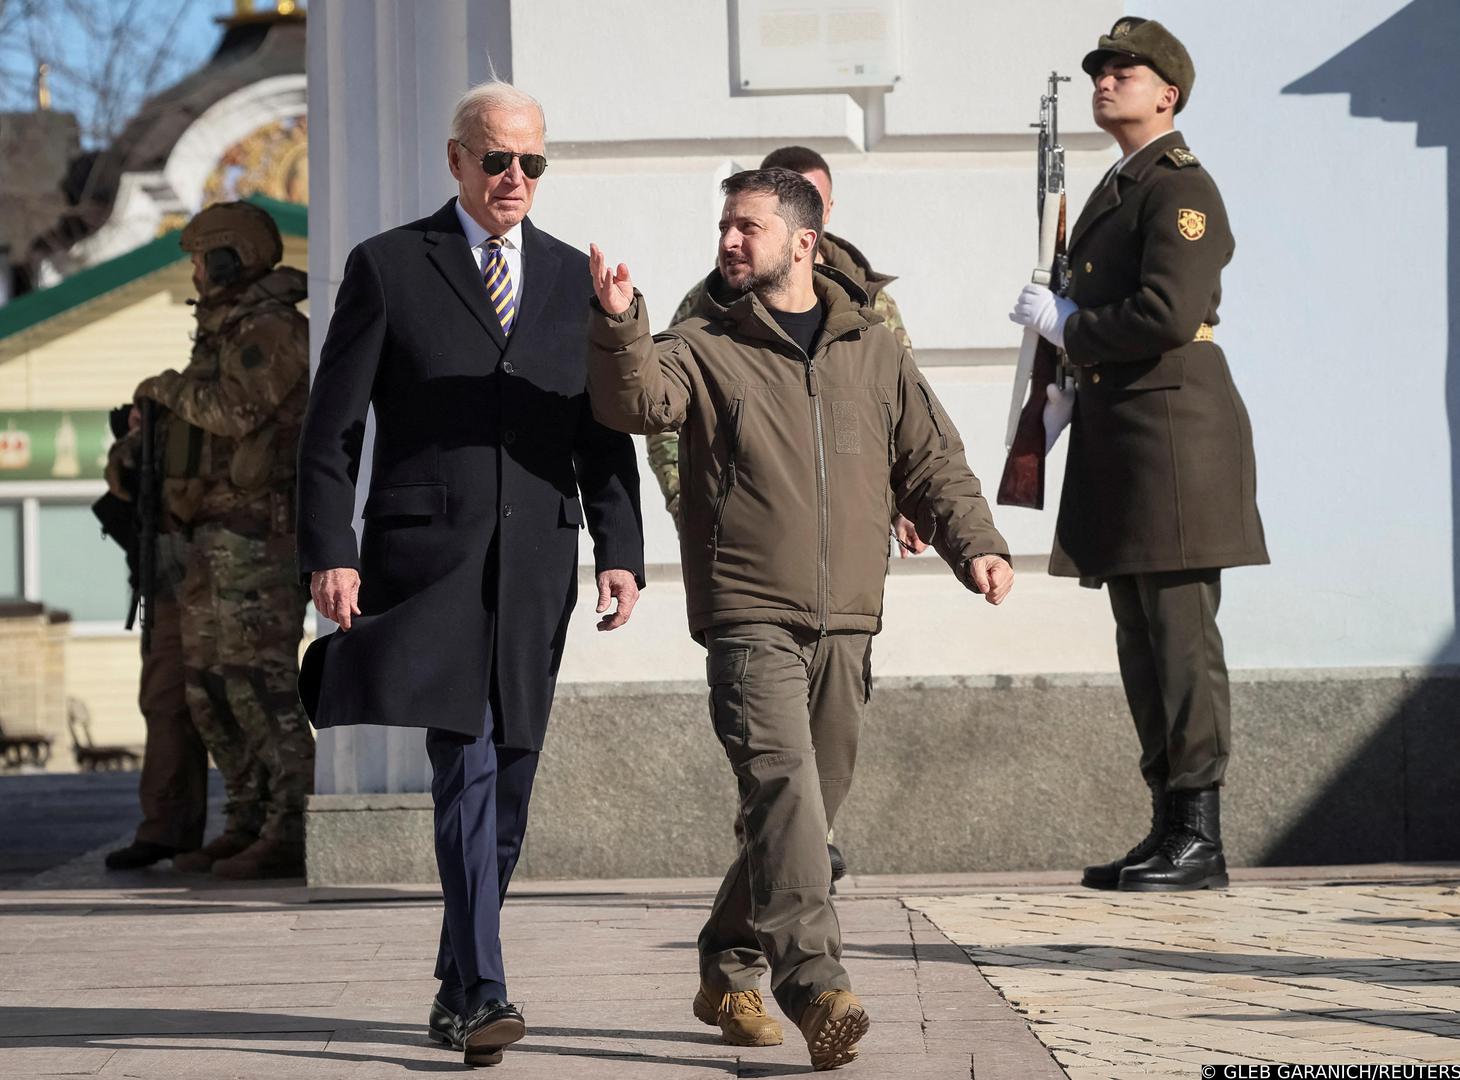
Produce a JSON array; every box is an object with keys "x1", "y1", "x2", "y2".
[{"x1": 998, "y1": 70, "x2": 1071, "y2": 510}]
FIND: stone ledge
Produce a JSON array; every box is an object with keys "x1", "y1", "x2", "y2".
[{"x1": 306, "y1": 665, "x2": 1460, "y2": 887}]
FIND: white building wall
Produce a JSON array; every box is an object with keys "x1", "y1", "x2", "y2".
[
  {"x1": 309, "y1": 0, "x2": 1455, "y2": 794},
  {"x1": 1146, "y1": 0, "x2": 1456, "y2": 669}
]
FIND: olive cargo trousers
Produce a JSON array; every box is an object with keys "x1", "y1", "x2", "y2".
[{"x1": 698, "y1": 622, "x2": 871, "y2": 1023}]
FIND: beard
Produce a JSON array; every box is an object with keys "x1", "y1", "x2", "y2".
[{"x1": 721, "y1": 238, "x2": 794, "y2": 295}]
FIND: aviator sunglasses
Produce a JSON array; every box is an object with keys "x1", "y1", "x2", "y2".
[{"x1": 453, "y1": 140, "x2": 549, "y2": 179}]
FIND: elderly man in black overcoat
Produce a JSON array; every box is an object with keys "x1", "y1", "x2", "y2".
[{"x1": 296, "y1": 81, "x2": 644, "y2": 1066}]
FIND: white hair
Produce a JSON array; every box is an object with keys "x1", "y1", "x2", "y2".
[{"x1": 450, "y1": 81, "x2": 546, "y2": 141}]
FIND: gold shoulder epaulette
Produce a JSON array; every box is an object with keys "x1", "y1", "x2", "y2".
[{"x1": 1165, "y1": 147, "x2": 1200, "y2": 168}]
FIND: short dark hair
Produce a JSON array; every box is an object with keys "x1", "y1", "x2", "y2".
[
  {"x1": 720, "y1": 168, "x2": 823, "y2": 241},
  {"x1": 759, "y1": 145, "x2": 831, "y2": 182}
]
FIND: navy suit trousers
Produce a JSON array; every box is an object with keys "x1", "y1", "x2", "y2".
[{"x1": 426, "y1": 717, "x2": 539, "y2": 1004}]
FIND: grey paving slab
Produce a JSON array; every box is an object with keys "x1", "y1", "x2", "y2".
[{"x1": 0, "y1": 867, "x2": 1053, "y2": 1079}]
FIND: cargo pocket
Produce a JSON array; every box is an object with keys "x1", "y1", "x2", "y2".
[{"x1": 706, "y1": 644, "x2": 749, "y2": 746}]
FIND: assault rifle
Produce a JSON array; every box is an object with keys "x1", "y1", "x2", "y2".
[
  {"x1": 135, "y1": 400, "x2": 158, "y2": 653},
  {"x1": 998, "y1": 70, "x2": 1071, "y2": 510}
]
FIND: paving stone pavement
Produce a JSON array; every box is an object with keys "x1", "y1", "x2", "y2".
[
  {"x1": 6, "y1": 848, "x2": 1459, "y2": 1080},
  {"x1": 0, "y1": 862, "x2": 1062, "y2": 1079},
  {"x1": 909, "y1": 880, "x2": 1460, "y2": 1079}
]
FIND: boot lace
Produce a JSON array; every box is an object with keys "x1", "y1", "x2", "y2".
[
  {"x1": 1154, "y1": 826, "x2": 1196, "y2": 861},
  {"x1": 724, "y1": 990, "x2": 768, "y2": 1016}
]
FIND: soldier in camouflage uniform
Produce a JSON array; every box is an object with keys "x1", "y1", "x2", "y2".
[
  {"x1": 131, "y1": 201, "x2": 315, "y2": 879},
  {"x1": 647, "y1": 146, "x2": 915, "y2": 529}
]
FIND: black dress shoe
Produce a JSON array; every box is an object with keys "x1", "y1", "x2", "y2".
[
  {"x1": 427, "y1": 996, "x2": 463, "y2": 1051},
  {"x1": 104, "y1": 841, "x2": 179, "y2": 870},
  {"x1": 461, "y1": 999, "x2": 525, "y2": 1067}
]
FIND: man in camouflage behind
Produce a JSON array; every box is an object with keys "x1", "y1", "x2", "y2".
[
  {"x1": 129, "y1": 201, "x2": 315, "y2": 879},
  {"x1": 646, "y1": 147, "x2": 923, "y2": 887},
  {"x1": 647, "y1": 146, "x2": 915, "y2": 528}
]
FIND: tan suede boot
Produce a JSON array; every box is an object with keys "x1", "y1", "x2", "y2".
[
  {"x1": 172, "y1": 831, "x2": 257, "y2": 874},
  {"x1": 798, "y1": 990, "x2": 869, "y2": 1071},
  {"x1": 692, "y1": 986, "x2": 784, "y2": 1046},
  {"x1": 211, "y1": 835, "x2": 305, "y2": 880}
]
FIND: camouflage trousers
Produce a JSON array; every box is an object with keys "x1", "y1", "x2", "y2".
[{"x1": 179, "y1": 524, "x2": 314, "y2": 844}]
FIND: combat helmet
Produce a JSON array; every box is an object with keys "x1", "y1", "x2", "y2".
[{"x1": 180, "y1": 201, "x2": 284, "y2": 289}]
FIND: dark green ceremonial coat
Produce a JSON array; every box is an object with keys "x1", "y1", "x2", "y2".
[{"x1": 1052, "y1": 129, "x2": 1269, "y2": 581}]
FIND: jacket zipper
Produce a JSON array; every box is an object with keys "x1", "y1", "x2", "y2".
[
  {"x1": 709, "y1": 397, "x2": 743, "y2": 561},
  {"x1": 917, "y1": 382, "x2": 948, "y2": 450},
  {"x1": 806, "y1": 353, "x2": 828, "y2": 636},
  {"x1": 882, "y1": 401, "x2": 895, "y2": 467}
]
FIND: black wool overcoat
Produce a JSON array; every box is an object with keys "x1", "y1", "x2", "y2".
[{"x1": 296, "y1": 199, "x2": 645, "y2": 748}]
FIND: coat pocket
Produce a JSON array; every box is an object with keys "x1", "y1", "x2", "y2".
[
  {"x1": 362, "y1": 481, "x2": 448, "y2": 520},
  {"x1": 706, "y1": 644, "x2": 749, "y2": 746},
  {"x1": 709, "y1": 396, "x2": 744, "y2": 561},
  {"x1": 1105, "y1": 353, "x2": 1185, "y2": 393}
]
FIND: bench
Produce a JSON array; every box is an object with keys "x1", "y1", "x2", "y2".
[
  {"x1": 67, "y1": 698, "x2": 141, "y2": 772},
  {"x1": 0, "y1": 715, "x2": 52, "y2": 770}
]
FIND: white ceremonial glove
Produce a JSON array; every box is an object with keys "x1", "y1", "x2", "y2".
[
  {"x1": 1043, "y1": 381, "x2": 1077, "y2": 454},
  {"x1": 1009, "y1": 284, "x2": 1077, "y2": 350}
]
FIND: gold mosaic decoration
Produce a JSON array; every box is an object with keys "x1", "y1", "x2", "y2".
[{"x1": 202, "y1": 115, "x2": 308, "y2": 206}]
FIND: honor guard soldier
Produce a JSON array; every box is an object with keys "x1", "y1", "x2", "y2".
[{"x1": 1010, "y1": 18, "x2": 1268, "y2": 891}]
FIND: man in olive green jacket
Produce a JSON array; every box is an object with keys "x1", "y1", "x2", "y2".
[
  {"x1": 646, "y1": 146, "x2": 915, "y2": 537},
  {"x1": 588, "y1": 168, "x2": 1012, "y2": 1071}
]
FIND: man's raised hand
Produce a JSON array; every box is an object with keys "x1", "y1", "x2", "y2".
[{"x1": 588, "y1": 243, "x2": 635, "y2": 315}]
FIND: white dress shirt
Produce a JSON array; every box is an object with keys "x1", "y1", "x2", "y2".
[{"x1": 455, "y1": 200, "x2": 524, "y2": 306}]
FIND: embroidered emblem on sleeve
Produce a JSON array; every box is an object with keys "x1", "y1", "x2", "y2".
[{"x1": 1177, "y1": 209, "x2": 1207, "y2": 241}]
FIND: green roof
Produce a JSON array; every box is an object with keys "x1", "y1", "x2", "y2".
[{"x1": 0, "y1": 196, "x2": 307, "y2": 343}]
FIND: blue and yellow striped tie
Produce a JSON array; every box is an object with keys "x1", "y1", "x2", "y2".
[{"x1": 483, "y1": 238, "x2": 517, "y2": 334}]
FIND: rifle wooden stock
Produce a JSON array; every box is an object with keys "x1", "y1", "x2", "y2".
[
  {"x1": 997, "y1": 335, "x2": 1060, "y2": 509},
  {"x1": 998, "y1": 194, "x2": 1067, "y2": 510}
]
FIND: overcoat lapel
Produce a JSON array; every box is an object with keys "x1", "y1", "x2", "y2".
[
  {"x1": 511, "y1": 218, "x2": 562, "y2": 353},
  {"x1": 423, "y1": 199, "x2": 508, "y2": 351},
  {"x1": 1068, "y1": 171, "x2": 1124, "y2": 251},
  {"x1": 1069, "y1": 130, "x2": 1184, "y2": 251}
]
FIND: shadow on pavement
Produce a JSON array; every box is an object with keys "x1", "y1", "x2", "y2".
[{"x1": 0, "y1": 1007, "x2": 744, "y2": 1073}]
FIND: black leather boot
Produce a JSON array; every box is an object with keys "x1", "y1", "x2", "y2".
[
  {"x1": 1081, "y1": 779, "x2": 1168, "y2": 890},
  {"x1": 1118, "y1": 786, "x2": 1228, "y2": 891},
  {"x1": 104, "y1": 841, "x2": 179, "y2": 870}
]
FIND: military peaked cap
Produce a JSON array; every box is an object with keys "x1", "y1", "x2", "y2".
[{"x1": 1082, "y1": 16, "x2": 1195, "y2": 113}]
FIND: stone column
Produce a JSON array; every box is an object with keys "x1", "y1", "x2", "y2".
[{"x1": 306, "y1": 0, "x2": 511, "y2": 796}]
